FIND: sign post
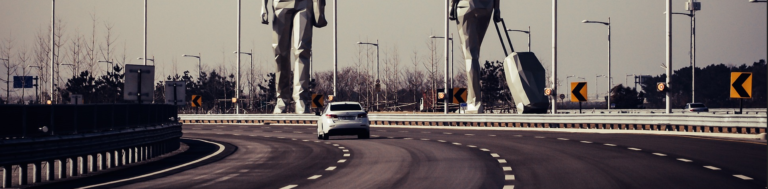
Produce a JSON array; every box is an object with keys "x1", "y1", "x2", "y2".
[
  {"x1": 123, "y1": 65, "x2": 155, "y2": 104},
  {"x1": 730, "y1": 72, "x2": 752, "y2": 114},
  {"x1": 164, "y1": 81, "x2": 186, "y2": 106},
  {"x1": 570, "y1": 82, "x2": 588, "y2": 114}
]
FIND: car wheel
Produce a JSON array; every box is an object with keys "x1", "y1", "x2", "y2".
[
  {"x1": 358, "y1": 131, "x2": 370, "y2": 139},
  {"x1": 322, "y1": 133, "x2": 330, "y2": 140}
]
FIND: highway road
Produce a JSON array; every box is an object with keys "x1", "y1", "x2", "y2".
[{"x1": 37, "y1": 124, "x2": 766, "y2": 189}]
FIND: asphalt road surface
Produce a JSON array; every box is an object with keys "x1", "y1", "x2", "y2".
[{"x1": 41, "y1": 124, "x2": 766, "y2": 189}]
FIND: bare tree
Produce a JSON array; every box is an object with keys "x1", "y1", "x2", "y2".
[
  {"x1": 52, "y1": 19, "x2": 66, "y2": 103},
  {"x1": 84, "y1": 13, "x2": 99, "y2": 73},
  {"x1": 1, "y1": 36, "x2": 17, "y2": 104},
  {"x1": 67, "y1": 31, "x2": 84, "y2": 78},
  {"x1": 17, "y1": 45, "x2": 31, "y2": 103},
  {"x1": 406, "y1": 51, "x2": 425, "y2": 110},
  {"x1": 34, "y1": 26, "x2": 51, "y2": 102},
  {"x1": 99, "y1": 21, "x2": 117, "y2": 68}
]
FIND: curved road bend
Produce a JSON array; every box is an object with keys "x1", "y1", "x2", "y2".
[{"x1": 37, "y1": 124, "x2": 765, "y2": 189}]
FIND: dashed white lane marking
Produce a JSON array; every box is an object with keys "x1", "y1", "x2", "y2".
[
  {"x1": 503, "y1": 166, "x2": 512, "y2": 171},
  {"x1": 371, "y1": 135, "x2": 380, "y2": 137},
  {"x1": 653, "y1": 153, "x2": 667, "y2": 156},
  {"x1": 498, "y1": 159, "x2": 507, "y2": 163},
  {"x1": 78, "y1": 139, "x2": 226, "y2": 189},
  {"x1": 294, "y1": 132, "x2": 303, "y2": 133},
  {"x1": 250, "y1": 135, "x2": 257, "y2": 137},
  {"x1": 465, "y1": 134, "x2": 475, "y2": 136},
  {"x1": 216, "y1": 133, "x2": 224, "y2": 135},
  {"x1": 489, "y1": 135, "x2": 496, "y2": 137},
  {"x1": 314, "y1": 141, "x2": 321, "y2": 142},
  {"x1": 421, "y1": 138, "x2": 430, "y2": 141},
  {"x1": 503, "y1": 185, "x2": 515, "y2": 189},
  {"x1": 437, "y1": 140, "x2": 447, "y2": 142},
  {"x1": 342, "y1": 149, "x2": 349, "y2": 152},
  {"x1": 452, "y1": 142, "x2": 462, "y2": 145},
  {"x1": 325, "y1": 166, "x2": 337, "y2": 171},
  {"x1": 480, "y1": 148, "x2": 490, "y2": 152},
  {"x1": 703, "y1": 166, "x2": 721, "y2": 170},
  {"x1": 557, "y1": 138, "x2": 569, "y2": 140},
  {"x1": 733, "y1": 175, "x2": 753, "y2": 180},
  {"x1": 404, "y1": 138, "x2": 413, "y2": 140},
  {"x1": 534, "y1": 136, "x2": 545, "y2": 138},
  {"x1": 513, "y1": 135, "x2": 522, "y2": 137},
  {"x1": 490, "y1": 153, "x2": 500, "y2": 158},
  {"x1": 338, "y1": 147, "x2": 345, "y2": 149},
  {"x1": 628, "y1": 148, "x2": 642, "y2": 151},
  {"x1": 262, "y1": 127, "x2": 271, "y2": 128},
  {"x1": 443, "y1": 132, "x2": 453, "y2": 134},
  {"x1": 467, "y1": 145, "x2": 477, "y2": 148},
  {"x1": 217, "y1": 126, "x2": 225, "y2": 127},
  {"x1": 302, "y1": 140, "x2": 309, "y2": 142},
  {"x1": 277, "y1": 137, "x2": 285, "y2": 138},
  {"x1": 325, "y1": 142, "x2": 332, "y2": 144},
  {"x1": 387, "y1": 137, "x2": 395, "y2": 139},
  {"x1": 233, "y1": 134, "x2": 241, "y2": 136},
  {"x1": 604, "y1": 143, "x2": 616, "y2": 146},
  {"x1": 332, "y1": 144, "x2": 339, "y2": 146},
  {"x1": 337, "y1": 159, "x2": 347, "y2": 163},
  {"x1": 274, "y1": 131, "x2": 283, "y2": 133},
  {"x1": 422, "y1": 131, "x2": 431, "y2": 133},
  {"x1": 307, "y1": 175, "x2": 322, "y2": 180},
  {"x1": 291, "y1": 139, "x2": 297, "y2": 140},
  {"x1": 239, "y1": 169, "x2": 250, "y2": 173},
  {"x1": 505, "y1": 175, "x2": 516, "y2": 180},
  {"x1": 677, "y1": 158, "x2": 693, "y2": 162},
  {"x1": 280, "y1": 185, "x2": 298, "y2": 189},
  {"x1": 343, "y1": 154, "x2": 350, "y2": 157},
  {"x1": 580, "y1": 141, "x2": 592, "y2": 143},
  {"x1": 399, "y1": 131, "x2": 409, "y2": 133}
]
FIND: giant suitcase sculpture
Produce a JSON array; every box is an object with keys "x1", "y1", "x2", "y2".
[{"x1": 494, "y1": 19, "x2": 549, "y2": 114}]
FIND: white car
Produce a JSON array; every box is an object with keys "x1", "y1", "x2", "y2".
[{"x1": 316, "y1": 102, "x2": 370, "y2": 140}]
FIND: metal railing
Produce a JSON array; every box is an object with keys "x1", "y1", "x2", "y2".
[{"x1": 0, "y1": 104, "x2": 179, "y2": 139}]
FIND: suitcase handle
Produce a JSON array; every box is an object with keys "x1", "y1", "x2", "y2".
[{"x1": 493, "y1": 18, "x2": 516, "y2": 57}]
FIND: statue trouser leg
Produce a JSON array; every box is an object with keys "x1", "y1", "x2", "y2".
[
  {"x1": 457, "y1": 7, "x2": 492, "y2": 113},
  {"x1": 292, "y1": 8, "x2": 313, "y2": 114},
  {"x1": 272, "y1": 6, "x2": 298, "y2": 114}
]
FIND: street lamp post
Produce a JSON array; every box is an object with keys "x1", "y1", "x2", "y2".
[
  {"x1": 182, "y1": 54, "x2": 201, "y2": 79},
  {"x1": 595, "y1": 75, "x2": 605, "y2": 101},
  {"x1": 672, "y1": 0, "x2": 700, "y2": 103},
  {"x1": 235, "y1": 50, "x2": 253, "y2": 112},
  {"x1": 506, "y1": 26, "x2": 531, "y2": 51},
  {"x1": 357, "y1": 41, "x2": 379, "y2": 111},
  {"x1": 430, "y1": 35, "x2": 454, "y2": 114},
  {"x1": 582, "y1": 17, "x2": 611, "y2": 109},
  {"x1": 137, "y1": 56, "x2": 155, "y2": 65}
]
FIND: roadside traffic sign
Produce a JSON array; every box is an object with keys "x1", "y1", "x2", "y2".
[
  {"x1": 656, "y1": 82, "x2": 667, "y2": 92},
  {"x1": 312, "y1": 94, "x2": 325, "y2": 108},
  {"x1": 164, "y1": 81, "x2": 187, "y2": 105},
  {"x1": 730, "y1": 72, "x2": 752, "y2": 98},
  {"x1": 452, "y1": 88, "x2": 467, "y2": 104},
  {"x1": 191, "y1": 95, "x2": 202, "y2": 107},
  {"x1": 570, "y1": 82, "x2": 587, "y2": 102},
  {"x1": 13, "y1": 76, "x2": 34, "y2": 88},
  {"x1": 559, "y1": 94, "x2": 565, "y2": 101},
  {"x1": 544, "y1": 88, "x2": 552, "y2": 96}
]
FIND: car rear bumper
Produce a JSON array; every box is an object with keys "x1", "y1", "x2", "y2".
[{"x1": 327, "y1": 128, "x2": 369, "y2": 136}]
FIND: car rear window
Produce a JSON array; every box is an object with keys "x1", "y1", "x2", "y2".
[
  {"x1": 331, "y1": 104, "x2": 362, "y2": 111},
  {"x1": 689, "y1": 104, "x2": 705, "y2": 108}
]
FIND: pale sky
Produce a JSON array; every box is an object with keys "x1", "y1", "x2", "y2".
[{"x1": 1, "y1": 0, "x2": 766, "y2": 96}]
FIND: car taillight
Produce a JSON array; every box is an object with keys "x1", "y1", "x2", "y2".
[
  {"x1": 326, "y1": 114, "x2": 338, "y2": 118},
  {"x1": 358, "y1": 113, "x2": 367, "y2": 118}
]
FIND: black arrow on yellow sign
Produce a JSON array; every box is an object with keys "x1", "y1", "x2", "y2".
[
  {"x1": 312, "y1": 94, "x2": 324, "y2": 108},
  {"x1": 571, "y1": 82, "x2": 587, "y2": 102},
  {"x1": 731, "y1": 72, "x2": 752, "y2": 98},
  {"x1": 453, "y1": 88, "x2": 467, "y2": 104},
  {"x1": 191, "y1": 95, "x2": 202, "y2": 107}
]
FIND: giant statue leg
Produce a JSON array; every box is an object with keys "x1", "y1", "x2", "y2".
[
  {"x1": 272, "y1": 7, "x2": 297, "y2": 114},
  {"x1": 292, "y1": 7, "x2": 313, "y2": 114},
  {"x1": 457, "y1": 7, "x2": 492, "y2": 114}
]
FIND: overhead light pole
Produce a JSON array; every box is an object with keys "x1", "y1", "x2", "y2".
[
  {"x1": 430, "y1": 35, "x2": 454, "y2": 112},
  {"x1": 582, "y1": 17, "x2": 611, "y2": 109},
  {"x1": 182, "y1": 54, "x2": 201, "y2": 79},
  {"x1": 50, "y1": 0, "x2": 55, "y2": 104},
  {"x1": 506, "y1": 26, "x2": 531, "y2": 52},
  {"x1": 235, "y1": 50, "x2": 253, "y2": 111},
  {"x1": 143, "y1": 0, "x2": 147, "y2": 66},
  {"x1": 552, "y1": 0, "x2": 558, "y2": 114},
  {"x1": 665, "y1": 0, "x2": 672, "y2": 114},
  {"x1": 672, "y1": 0, "x2": 700, "y2": 103},
  {"x1": 235, "y1": 0, "x2": 241, "y2": 114},
  {"x1": 333, "y1": 0, "x2": 338, "y2": 97},
  {"x1": 137, "y1": 56, "x2": 155, "y2": 65},
  {"x1": 357, "y1": 41, "x2": 379, "y2": 111}
]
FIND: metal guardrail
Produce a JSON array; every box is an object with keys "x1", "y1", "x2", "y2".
[
  {"x1": 0, "y1": 104, "x2": 179, "y2": 139},
  {"x1": 0, "y1": 104, "x2": 181, "y2": 188},
  {"x1": 179, "y1": 113, "x2": 766, "y2": 128}
]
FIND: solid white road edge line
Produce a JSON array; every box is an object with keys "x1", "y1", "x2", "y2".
[{"x1": 77, "y1": 138, "x2": 226, "y2": 189}]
